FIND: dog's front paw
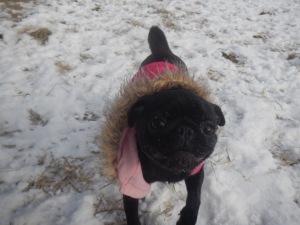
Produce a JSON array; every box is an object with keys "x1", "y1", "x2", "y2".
[{"x1": 176, "y1": 206, "x2": 198, "y2": 225}]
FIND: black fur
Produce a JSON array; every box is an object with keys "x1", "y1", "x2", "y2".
[
  {"x1": 141, "y1": 26, "x2": 187, "y2": 70},
  {"x1": 123, "y1": 26, "x2": 225, "y2": 225}
]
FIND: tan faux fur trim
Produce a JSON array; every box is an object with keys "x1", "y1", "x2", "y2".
[{"x1": 99, "y1": 69, "x2": 211, "y2": 181}]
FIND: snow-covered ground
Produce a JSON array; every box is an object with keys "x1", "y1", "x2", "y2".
[{"x1": 0, "y1": 0, "x2": 299, "y2": 224}]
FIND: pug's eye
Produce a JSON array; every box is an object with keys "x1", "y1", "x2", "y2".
[
  {"x1": 150, "y1": 118, "x2": 166, "y2": 129},
  {"x1": 202, "y1": 123, "x2": 216, "y2": 135}
]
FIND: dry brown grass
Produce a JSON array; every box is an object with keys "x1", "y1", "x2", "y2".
[
  {"x1": 93, "y1": 193, "x2": 126, "y2": 225},
  {"x1": 222, "y1": 52, "x2": 239, "y2": 64},
  {"x1": 55, "y1": 61, "x2": 72, "y2": 75},
  {"x1": 151, "y1": 6, "x2": 179, "y2": 30},
  {"x1": 83, "y1": 111, "x2": 100, "y2": 121},
  {"x1": 19, "y1": 26, "x2": 52, "y2": 44},
  {"x1": 207, "y1": 69, "x2": 226, "y2": 82},
  {"x1": 92, "y1": 5, "x2": 101, "y2": 12},
  {"x1": 127, "y1": 19, "x2": 143, "y2": 27},
  {"x1": 158, "y1": 202, "x2": 174, "y2": 220},
  {"x1": 29, "y1": 28, "x2": 52, "y2": 44},
  {"x1": 287, "y1": 53, "x2": 300, "y2": 60},
  {"x1": 259, "y1": 10, "x2": 275, "y2": 16},
  {"x1": 94, "y1": 196, "x2": 123, "y2": 214},
  {"x1": 2, "y1": 144, "x2": 17, "y2": 149},
  {"x1": 37, "y1": 154, "x2": 46, "y2": 165},
  {"x1": 0, "y1": 129, "x2": 22, "y2": 137},
  {"x1": 253, "y1": 33, "x2": 268, "y2": 41},
  {"x1": 24, "y1": 155, "x2": 95, "y2": 194},
  {"x1": 0, "y1": 0, "x2": 36, "y2": 22},
  {"x1": 28, "y1": 109, "x2": 48, "y2": 126},
  {"x1": 272, "y1": 150, "x2": 300, "y2": 166}
]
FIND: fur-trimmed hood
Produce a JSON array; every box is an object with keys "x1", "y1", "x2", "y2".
[{"x1": 100, "y1": 63, "x2": 211, "y2": 181}]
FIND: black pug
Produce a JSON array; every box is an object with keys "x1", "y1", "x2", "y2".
[{"x1": 100, "y1": 26, "x2": 225, "y2": 225}]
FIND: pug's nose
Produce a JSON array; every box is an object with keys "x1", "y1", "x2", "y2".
[{"x1": 177, "y1": 126, "x2": 194, "y2": 139}]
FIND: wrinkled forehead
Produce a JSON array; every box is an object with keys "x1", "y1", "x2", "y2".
[{"x1": 145, "y1": 89, "x2": 215, "y2": 121}]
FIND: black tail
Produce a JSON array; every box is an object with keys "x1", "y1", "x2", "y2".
[
  {"x1": 140, "y1": 26, "x2": 187, "y2": 69},
  {"x1": 148, "y1": 26, "x2": 172, "y2": 56}
]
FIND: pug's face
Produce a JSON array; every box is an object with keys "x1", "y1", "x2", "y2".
[{"x1": 128, "y1": 89, "x2": 225, "y2": 174}]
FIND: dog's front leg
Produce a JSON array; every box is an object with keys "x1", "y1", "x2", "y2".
[
  {"x1": 123, "y1": 195, "x2": 141, "y2": 225},
  {"x1": 176, "y1": 168, "x2": 204, "y2": 225}
]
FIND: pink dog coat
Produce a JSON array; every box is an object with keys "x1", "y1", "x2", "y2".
[{"x1": 117, "y1": 62, "x2": 205, "y2": 199}]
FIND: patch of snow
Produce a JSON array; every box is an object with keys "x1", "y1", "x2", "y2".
[{"x1": 0, "y1": 0, "x2": 299, "y2": 224}]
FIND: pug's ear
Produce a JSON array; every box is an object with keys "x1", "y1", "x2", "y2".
[
  {"x1": 213, "y1": 104, "x2": 225, "y2": 126},
  {"x1": 127, "y1": 96, "x2": 150, "y2": 127}
]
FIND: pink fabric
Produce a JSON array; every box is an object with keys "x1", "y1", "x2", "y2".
[
  {"x1": 190, "y1": 161, "x2": 205, "y2": 176},
  {"x1": 117, "y1": 62, "x2": 205, "y2": 199},
  {"x1": 133, "y1": 62, "x2": 178, "y2": 81},
  {"x1": 118, "y1": 127, "x2": 151, "y2": 199}
]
